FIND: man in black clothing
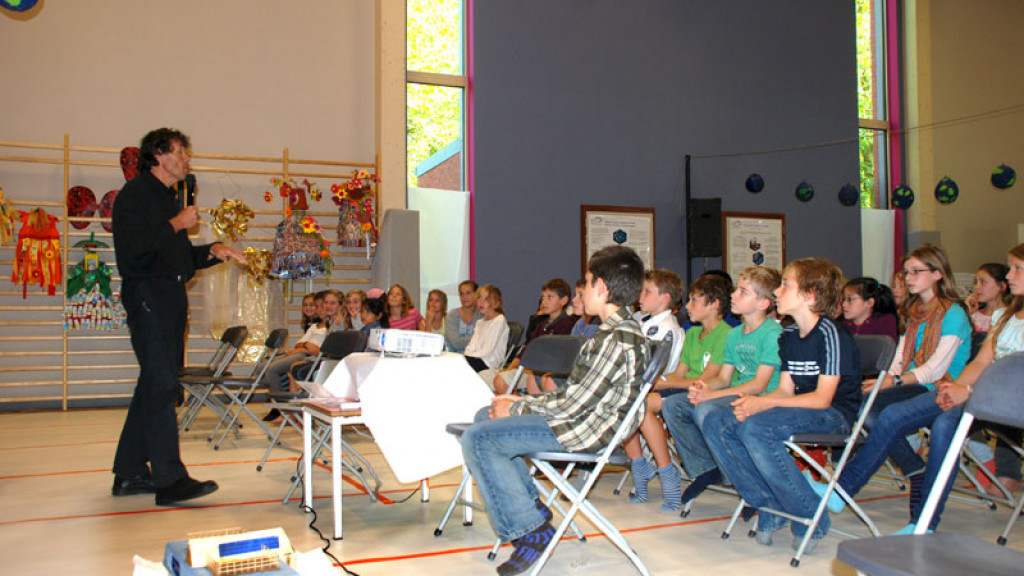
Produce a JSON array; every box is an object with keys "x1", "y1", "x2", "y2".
[{"x1": 110, "y1": 128, "x2": 246, "y2": 506}]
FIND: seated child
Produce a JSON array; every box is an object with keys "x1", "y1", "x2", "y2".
[
  {"x1": 420, "y1": 289, "x2": 448, "y2": 334},
  {"x1": 343, "y1": 289, "x2": 367, "y2": 330},
  {"x1": 460, "y1": 246, "x2": 649, "y2": 576},
  {"x1": 537, "y1": 278, "x2": 602, "y2": 393},
  {"x1": 662, "y1": 266, "x2": 783, "y2": 509},
  {"x1": 445, "y1": 280, "x2": 482, "y2": 353},
  {"x1": 359, "y1": 293, "x2": 389, "y2": 335},
  {"x1": 623, "y1": 273, "x2": 727, "y2": 511},
  {"x1": 840, "y1": 277, "x2": 899, "y2": 341},
  {"x1": 463, "y1": 284, "x2": 510, "y2": 373},
  {"x1": 491, "y1": 278, "x2": 578, "y2": 394},
  {"x1": 701, "y1": 258, "x2": 861, "y2": 551}
]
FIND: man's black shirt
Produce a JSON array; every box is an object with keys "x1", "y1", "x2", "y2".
[{"x1": 112, "y1": 171, "x2": 217, "y2": 281}]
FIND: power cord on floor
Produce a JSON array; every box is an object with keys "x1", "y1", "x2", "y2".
[
  {"x1": 294, "y1": 457, "x2": 360, "y2": 576},
  {"x1": 292, "y1": 455, "x2": 423, "y2": 575}
]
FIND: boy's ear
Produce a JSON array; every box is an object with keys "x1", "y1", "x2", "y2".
[
  {"x1": 756, "y1": 295, "x2": 772, "y2": 311},
  {"x1": 559, "y1": 295, "x2": 570, "y2": 308}
]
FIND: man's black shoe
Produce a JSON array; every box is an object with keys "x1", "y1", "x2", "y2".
[
  {"x1": 155, "y1": 477, "x2": 219, "y2": 506},
  {"x1": 262, "y1": 408, "x2": 281, "y2": 422},
  {"x1": 112, "y1": 473, "x2": 156, "y2": 496}
]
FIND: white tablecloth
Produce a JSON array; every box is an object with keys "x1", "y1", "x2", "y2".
[{"x1": 321, "y1": 352, "x2": 494, "y2": 483}]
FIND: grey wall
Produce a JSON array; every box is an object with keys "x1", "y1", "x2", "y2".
[{"x1": 474, "y1": 0, "x2": 861, "y2": 322}]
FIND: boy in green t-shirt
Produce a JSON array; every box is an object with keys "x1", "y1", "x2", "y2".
[
  {"x1": 625, "y1": 273, "x2": 731, "y2": 511},
  {"x1": 663, "y1": 266, "x2": 783, "y2": 510}
]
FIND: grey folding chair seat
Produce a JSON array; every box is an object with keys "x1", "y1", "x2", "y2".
[
  {"x1": 178, "y1": 325, "x2": 249, "y2": 432},
  {"x1": 205, "y1": 328, "x2": 289, "y2": 449},
  {"x1": 837, "y1": 351, "x2": 1024, "y2": 575},
  {"x1": 519, "y1": 333, "x2": 675, "y2": 576},
  {"x1": 434, "y1": 335, "x2": 589, "y2": 559},
  {"x1": 722, "y1": 333, "x2": 896, "y2": 567}
]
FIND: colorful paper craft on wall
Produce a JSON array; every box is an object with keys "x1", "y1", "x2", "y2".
[
  {"x1": 63, "y1": 235, "x2": 126, "y2": 331},
  {"x1": 0, "y1": 185, "x2": 14, "y2": 244},
  {"x1": 11, "y1": 207, "x2": 61, "y2": 297}
]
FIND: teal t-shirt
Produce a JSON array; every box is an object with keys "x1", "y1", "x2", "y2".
[
  {"x1": 679, "y1": 321, "x2": 730, "y2": 378},
  {"x1": 905, "y1": 303, "x2": 971, "y2": 390},
  {"x1": 723, "y1": 319, "x2": 783, "y2": 394}
]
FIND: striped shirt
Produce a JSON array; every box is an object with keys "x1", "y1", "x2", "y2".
[
  {"x1": 509, "y1": 307, "x2": 649, "y2": 452},
  {"x1": 778, "y1": 317, "x2": 862, "y2": 425}
]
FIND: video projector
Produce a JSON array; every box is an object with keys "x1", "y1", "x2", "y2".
[{"x1": 366, "y1": 328, "x2": 445, "y2": 357}]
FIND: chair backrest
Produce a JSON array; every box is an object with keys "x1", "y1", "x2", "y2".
[
  {"x1": 318, "y1": 330, "x2": 368, "y2": 361},
  {"x1": 519, "y1": 335, "x2": 588, "y2": 375},
  {"x1": 246, "y1": 328, "x2": 290, "y2": 380},
  {"x1": 212, "y1": 325, "x2": 248, "y2": 376},
  {"x1": 853, "y1": 334, "x2": 897, "y2": 378},
  {"x1": 604, "y1": 333, "x2": 676, "y2": 453},
  {"x1": 965, "y1": 351, "x2": 1024, "y2": 428},
  {"x1": 503, "y1": 321, "x2": 526, "y2": 364}
]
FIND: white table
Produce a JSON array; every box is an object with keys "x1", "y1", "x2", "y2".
[{"x1": 301, "y1": 352, "x2": 493, "y2": 539}]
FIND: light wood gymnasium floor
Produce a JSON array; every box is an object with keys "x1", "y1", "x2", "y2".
[{"x1": 2, "y1": 406, "x2": 1022, "y2": 576}]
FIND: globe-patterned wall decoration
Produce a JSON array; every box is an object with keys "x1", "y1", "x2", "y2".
[
  {"x1": 1, "y1": 0, "x2": 39, "y2": 12},
  {"x1": 795, "y1": 181, "x2": 815, "y2": 202},
  {"x1": 991, "y1": 164, "x2": 1016, "y2": 190},
  {"x1": 891, "y1": 185, "x2": 915, "y2": 209},
  {"x1": 934, "y1": 176, "x2": 959, "y2": 205},
  {"x1": 838, "y1": 183, "x2": 859, "y2": 207},
  {"x1": 745, "y1": 173, "x2": 765, "y2": 193}
]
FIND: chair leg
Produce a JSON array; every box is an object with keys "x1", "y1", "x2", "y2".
[{"x1": 435, "y1": 469, "x2": 474, "y2": 536}]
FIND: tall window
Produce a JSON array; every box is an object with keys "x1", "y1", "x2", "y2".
[
  {"x1": 857, "y1": 0, "x2": 890, "y2": 208},
  {"x1": 407, "y1": 0, "x2": 467, "y2": 191}
]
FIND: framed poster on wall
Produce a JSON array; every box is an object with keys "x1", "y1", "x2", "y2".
[
  {"x1": 722, "y1": 211, "x2": 786, "y2": 280},
  {"x1": 581, "y1": 205, "x2": 655, "y2": 272}
]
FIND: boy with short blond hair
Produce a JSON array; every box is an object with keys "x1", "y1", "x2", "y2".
[
  {"x1": 701, "y1": 258, "x2": 861, "y2": 551},
  {"x1": 663, "y1": 266, "x2": 783, "y2": 509}
]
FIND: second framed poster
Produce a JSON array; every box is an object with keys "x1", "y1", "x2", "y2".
[{"x1": 721, "y1": 212, "x2": 786, "y2": 280}]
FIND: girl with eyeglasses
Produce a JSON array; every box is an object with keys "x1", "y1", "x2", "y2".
[
  {"x1": 807, "y1": 244, "x2": 972, "y2": 530},
  {"x1": 840, "y1": 277, "x2": 899, "y2": 341},
  {"x1": 811, "y1": 243, "x2": 1024, "y2": 533}
]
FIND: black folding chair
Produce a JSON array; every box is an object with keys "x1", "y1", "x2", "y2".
[
  {"x1": 178, "y1": 325, "x2": 247, "y2": 378},
  {"x1": 837, "y1": 351, "x2": 1024, "y2": 575},
  {"x1": 178, "y1": 326, "x2": 249, "y2": 432},
  {"x1": 206, "y1": 328, "x2": 289, "y2": 449}
]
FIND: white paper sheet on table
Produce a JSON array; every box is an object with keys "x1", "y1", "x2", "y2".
[{"x1": 322, "y1": 352, "x2": 494, "y2": 483}]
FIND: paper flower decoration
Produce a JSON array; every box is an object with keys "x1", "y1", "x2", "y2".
[
  {"x1": 265, "y1": 177, "x2": 321, "y2": 210},
  {"x1": 243, "y1": 247, "x2": 272, "y2": 285},
  {"x1": 208, "y1": 199, "x2": 254, "y2": 242}
]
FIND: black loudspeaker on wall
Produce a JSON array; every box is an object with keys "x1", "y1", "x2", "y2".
[{"x1": 688, "y1": 198, "x2": 722, "y2": 257}]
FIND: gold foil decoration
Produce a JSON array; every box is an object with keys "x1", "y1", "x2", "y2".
[
  {"x1": 209, "y1": 199, "x2": 254, "y2": 241},
  {"x1": 244, "y1": 247, "x2": 272, "y2": 285}
]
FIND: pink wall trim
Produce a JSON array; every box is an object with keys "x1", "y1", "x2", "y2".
[
  {"x1": 465, "y1": 0, "x2": 476, "y2": 279},
  {"x1": 887, "y1": 0, "x2": 905, "y2": 264}
]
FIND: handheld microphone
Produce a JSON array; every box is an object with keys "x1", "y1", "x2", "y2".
[{"x1": 185, "y1": 174, "x2": 197, "y2": 207}]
